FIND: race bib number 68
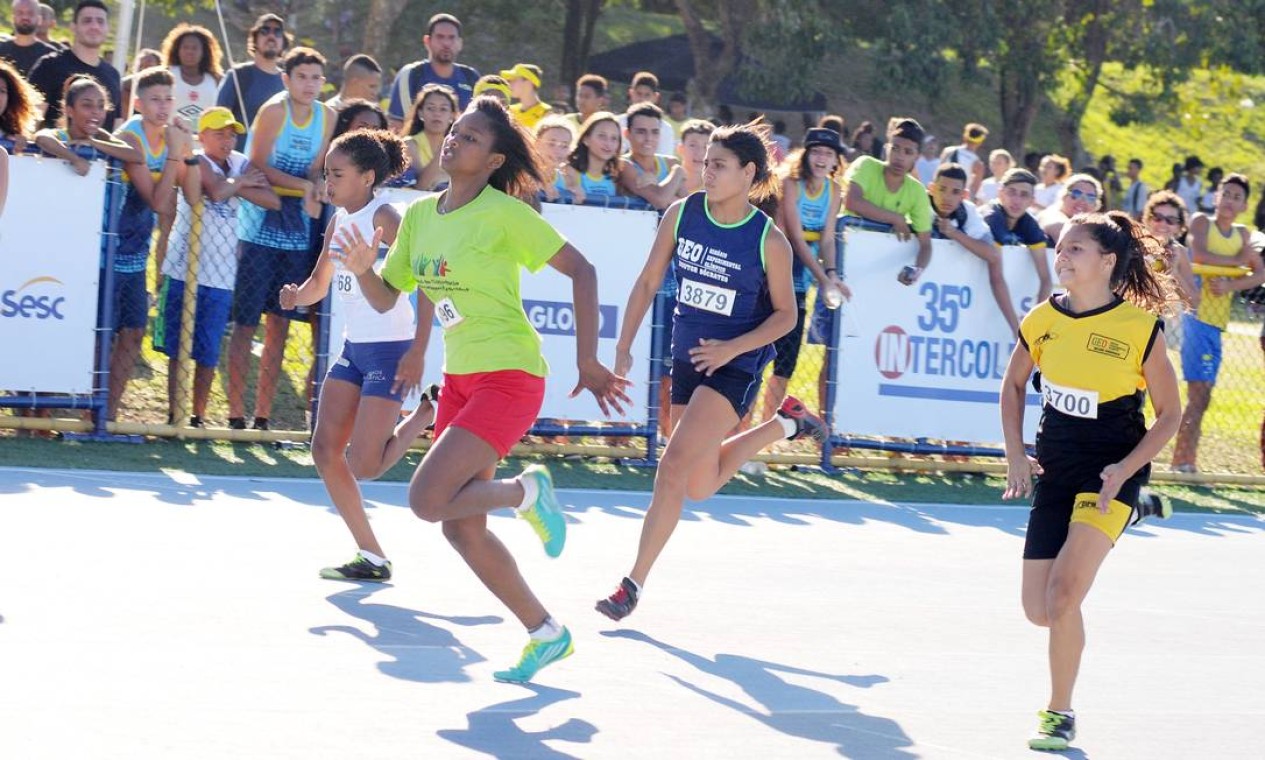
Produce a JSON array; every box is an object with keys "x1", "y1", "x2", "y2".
[{"x1": 680, "y1": 279, "x2": 736, "y2": 316}]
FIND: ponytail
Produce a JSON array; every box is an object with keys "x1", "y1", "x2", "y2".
[{"x1": 1070, "y1": 211, "x2": 1186, "y2": 316}]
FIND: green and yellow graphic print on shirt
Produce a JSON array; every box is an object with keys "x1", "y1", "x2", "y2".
[{"x1": 381, "y1": 186, "x2": 566, "y2": 377}]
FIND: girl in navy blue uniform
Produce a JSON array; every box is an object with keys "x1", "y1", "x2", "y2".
[{"x1": 596, "y1": 122, "x2": 828, "y2": 621}]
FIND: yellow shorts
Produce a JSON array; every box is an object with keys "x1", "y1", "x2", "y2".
[{"x1": 1069, "y1": 492, "x2": 1132, "y2": 544}]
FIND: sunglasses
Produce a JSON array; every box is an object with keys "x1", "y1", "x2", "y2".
[
  {"x1": 259, "y1": 25, "x2": 285, "y2": 37},
  {"x1": 1151, "y1": 213, "x2": 1181, "y2": 225},
  {"x1": 1067, "y1": 188, "x2": 1099, "y2": 204}
]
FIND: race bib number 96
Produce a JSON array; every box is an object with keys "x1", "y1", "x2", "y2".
[
  {"x1": 679, "y1": 279, "x2": 736, "y2": 316},
  {"x1": 435, "y1": 297, "x2": 464, "y2": 329},
  {"x1": 1041, "y1": 379, "x2": 1099, "y2": 419}
]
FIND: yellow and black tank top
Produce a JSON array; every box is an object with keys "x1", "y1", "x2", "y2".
[
  {"x1": 1194, "y1": 222, "x2": 1245, "y2": 330},
  {"x1": 1019, "y1": 295, "x2": 1160, "y2": 448}
]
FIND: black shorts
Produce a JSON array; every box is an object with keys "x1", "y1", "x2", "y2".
[
  {"x1": 670, "y1": 358, "x2": 763, "y2": 418},
  {"x1": 771, "y1": 292, "x2": 808, "y2": 379},
  {"x1": 231, "y1": 241, "x2": 316, "y2": 327},
  {"x1": 1023, "y1": 461, "x2": 1149, "y2": 560}
]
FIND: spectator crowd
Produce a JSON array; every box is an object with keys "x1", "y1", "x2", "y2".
[{"x1": 1, "y1": 2, "x2": 1263, "y2": 474}]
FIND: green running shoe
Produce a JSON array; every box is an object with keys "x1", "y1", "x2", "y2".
[
  {"x1": 319, "y1": 554, "x2": 391, "y2": 582},
  {"x1": 492, "y1": 627, "x2": 574, "y2": 683},
  {"x1": 1028, "y1": 709, "x2": 1076, "y2": 751},
  {"x1": 519, "y1": 464, "x2": 566, "y2": 558}
]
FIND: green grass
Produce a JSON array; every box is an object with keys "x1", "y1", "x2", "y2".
[
  {"x1": 0, "y1": 435, "x2": 1261, "y2": 515},
  {"x1": 1077, "y1": 64, "x2": 1265, "y2": 215}
]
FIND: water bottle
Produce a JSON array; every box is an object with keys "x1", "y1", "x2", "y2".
[{"x1": 824, "y1": 283, "x2": 845, "y2": 310}]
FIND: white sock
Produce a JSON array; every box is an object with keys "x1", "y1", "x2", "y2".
[
  {"x1": 626, "y1": 577, "x2": 642, "y2": 595},
  {"x1": 776, "y1": 414, "x2": 797, "y2": 439},
  {"x1": 529, "y1": 616, "x2": 563, "y2": 641},
  {"x1": 516, "y1": 473, "x2": 538, "y2": 513},
  {"x1": 357, "y1": 549, "x2": 387, "y2": 567},
  {"x1": 1049, "y1": 709, "x2": 1074, "y2": 717}
]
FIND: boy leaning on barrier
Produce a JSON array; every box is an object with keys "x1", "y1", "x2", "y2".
[
  {"x1": 929, "y1": 162, "x2": 1021, "y2": 335},
  {"x1": 980, "y1": 168, "x2": 1052, "y2": 313},
  {"x1": 1170, "y1": 174, "x2": 1265, "y2": 473},
  {"x1": 108, "y1": 67, "x2": 188, "y2": 422},
  {"x1": 155, "y1": 107, "x2": 278, "y2": 428},
  {"x1": 841, "y1": 116, "x2": 933, "y2": 285}
]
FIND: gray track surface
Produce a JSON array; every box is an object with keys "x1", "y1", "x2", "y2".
[{"x1": 1, "y1": 467, "x2": 1261, "y2": 759}]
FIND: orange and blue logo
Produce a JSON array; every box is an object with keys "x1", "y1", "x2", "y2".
[{"x1": 1, "y1": 276, "x2": 67, "y2": 320}]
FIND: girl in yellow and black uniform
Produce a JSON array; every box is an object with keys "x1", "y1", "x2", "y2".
[{"x1": 1000, "y1": 210, "x2": 1183, "y2": 752}]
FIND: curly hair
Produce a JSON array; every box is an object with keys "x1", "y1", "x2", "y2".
[
  {"x1": 160, "y1": 23, "x2": 224, "y2": 81},
  {"x1": 0, "y1": 60, "x2": 40, "y2": 138}
]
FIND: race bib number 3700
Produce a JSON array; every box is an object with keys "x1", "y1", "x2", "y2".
[
  {"x1": 1041, "y1": 379, "x2": 1099, "y2": 419},
  {"x1": 679, "y1": 279, "x2": 736, "y2": 316}
]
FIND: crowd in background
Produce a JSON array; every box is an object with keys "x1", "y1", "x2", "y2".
[{"x1": 2, "y1": 2, "x2": 1263, "y2": 473}]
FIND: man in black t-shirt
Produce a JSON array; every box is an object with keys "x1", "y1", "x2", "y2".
[
  {"x1": 0, "y1": 0, "x2": 57, "y2": 76},
  {"x1": 28, "y1": 0, "x2": 120, "y2": 129}
]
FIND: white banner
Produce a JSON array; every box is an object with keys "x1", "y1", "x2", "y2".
[
  {"x1": 328, "y1": 193, "x2": 660, "y2": 424},
  {"x1": 0, "y1": 156, "x2": 106, "y2": 394},
  {"x1": 834, "y1": 229, "x2": 1055, "y2": 444}
]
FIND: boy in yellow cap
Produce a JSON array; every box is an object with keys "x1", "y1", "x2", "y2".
[
  {"x1": 501, "y1": 63, "x2": 552, "y2": 129},
  {"x1": 156, "y1": 105, "x2": 279, "y2": 428}
]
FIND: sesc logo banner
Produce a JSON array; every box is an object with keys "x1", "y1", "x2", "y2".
[{"x1": 1, "y1": 276, "x2": 67, "y2": 320}]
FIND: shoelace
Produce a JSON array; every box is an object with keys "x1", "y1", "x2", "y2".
[{"x1": 1037, "y1": 711, "x2": 1069, "y2": 735}]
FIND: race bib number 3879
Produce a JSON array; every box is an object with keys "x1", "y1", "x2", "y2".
[
  {"x1": 1041, "y1": 379, "x2": 1099, "y2": 419},
  {"x1": 679, "y1": 279, "x2": 736, "y2": 316}
]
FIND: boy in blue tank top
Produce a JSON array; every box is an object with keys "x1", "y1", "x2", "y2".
[
  {"x1": 227, "y1": 46, "x2": 334, "y2": 431},
  {"x1": 108, "y1": 66, "x2": 189, "y2": 421},
  {"x1": 597, "y1": 122, "x2": 829, "y2": 622},
  {"x1": 618, "y1": 102, "x2": 684, "y2": 210}
]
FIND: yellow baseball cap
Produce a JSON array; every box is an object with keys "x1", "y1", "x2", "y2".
[
  {"x1": 198, "y1": 106, "x2": 246, "y2": 134},
  {"x1": 499, "y1": 63, "x2": 542, "y2": 89}
]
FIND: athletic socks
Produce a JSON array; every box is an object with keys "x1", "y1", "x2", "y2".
[
  {"x1": 357, "y1": 549, "x2": 388, "y2": 567},
  {"x1": 776, "y1": 415, "x2": 798, "y2": 439},
  {"x1": 529, "y1": 615, "x2": 563, "y2": 641},
  {"x1": 516, "y1": 472, "x2": 539, "y2": 513}
]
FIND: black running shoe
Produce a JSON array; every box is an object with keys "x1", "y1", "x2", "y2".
[
  {"x1": 777, "y1": 395, "x2": 829, "y2": 442},
  {"x1": 595, "y1": 577, "x2": 640, "y2": 621},
  {"x1": 1131, "y1": 490, "x2": 1172, "y2": 526},
  {"x1": 420, "y1": 383, "x2": 441, "y2": 405},
  {"x1": 252, "y1": 417, "x2": 269, "y2": 431},
  {"x1": 228, "y1": 417, "x2": 247, "y2": 430},
  {"x1": 189, "y1": 416, "x2": 205, "y2": 429},
  {"x1": 320, "y1": 555, "x2": 392, "y2": 582}
]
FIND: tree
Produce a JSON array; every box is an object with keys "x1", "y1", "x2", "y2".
[
  {"x1": 362, "y1": 0, "x2": 409, "y2": 64},
  {"x1": 674, "y1": 0, "x2": 748, "y2": 116},
  {"x1": 560, "y1": 0, "x2": 605, "y2": 89}
]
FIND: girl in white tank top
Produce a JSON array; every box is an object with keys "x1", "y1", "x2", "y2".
[{"x1": 278, "y1": 129, "x2": 436, "y2": 583}]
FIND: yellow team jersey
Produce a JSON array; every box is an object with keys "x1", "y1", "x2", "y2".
[
  {"x1": 510, "y1": 101, "x2": 553, "y2": 130},
  {"x1": 1020, "y1": 296, "x2": 1160, "y2": 425},
  {"x1": 1194, "y1": 222, "x2": 1246, "y2": 330}
]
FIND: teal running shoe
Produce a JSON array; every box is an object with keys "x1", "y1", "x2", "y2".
[
  {"x1": 519, "y1": 464, "x2": 566, "y2": 558},
  {"x1": 492, "y1": 627, "x2": 574, "y2": 683},
  {"x1": 1028, "y1": 709, "x2": 1076, "y2": 751}
]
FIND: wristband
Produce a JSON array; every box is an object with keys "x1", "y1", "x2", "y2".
[
  {"x1": 824, "y1": 268, "x2": 837, "y2": 274},
  {"x1": 183, "y1": 156, "x2": 200, "y2": 166}
]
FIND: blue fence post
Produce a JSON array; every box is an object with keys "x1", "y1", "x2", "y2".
[
  {"x1": 644, "y1": 290, "x2": 665, "y2": 463},
  {"x1": 92, "y1": 159, "x2": 125, "y2": 437},
  {"x1": 820, "y1": 215, "x2": 848, "y2": 472}
]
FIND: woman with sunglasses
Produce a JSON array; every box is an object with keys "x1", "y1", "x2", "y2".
[
  {"x1": 1038, "y1": 174, "x2": 1103, "y2": 244},
  {"x1": 1142, "y1": 191, "x2": 1199, "y2": 306}
]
